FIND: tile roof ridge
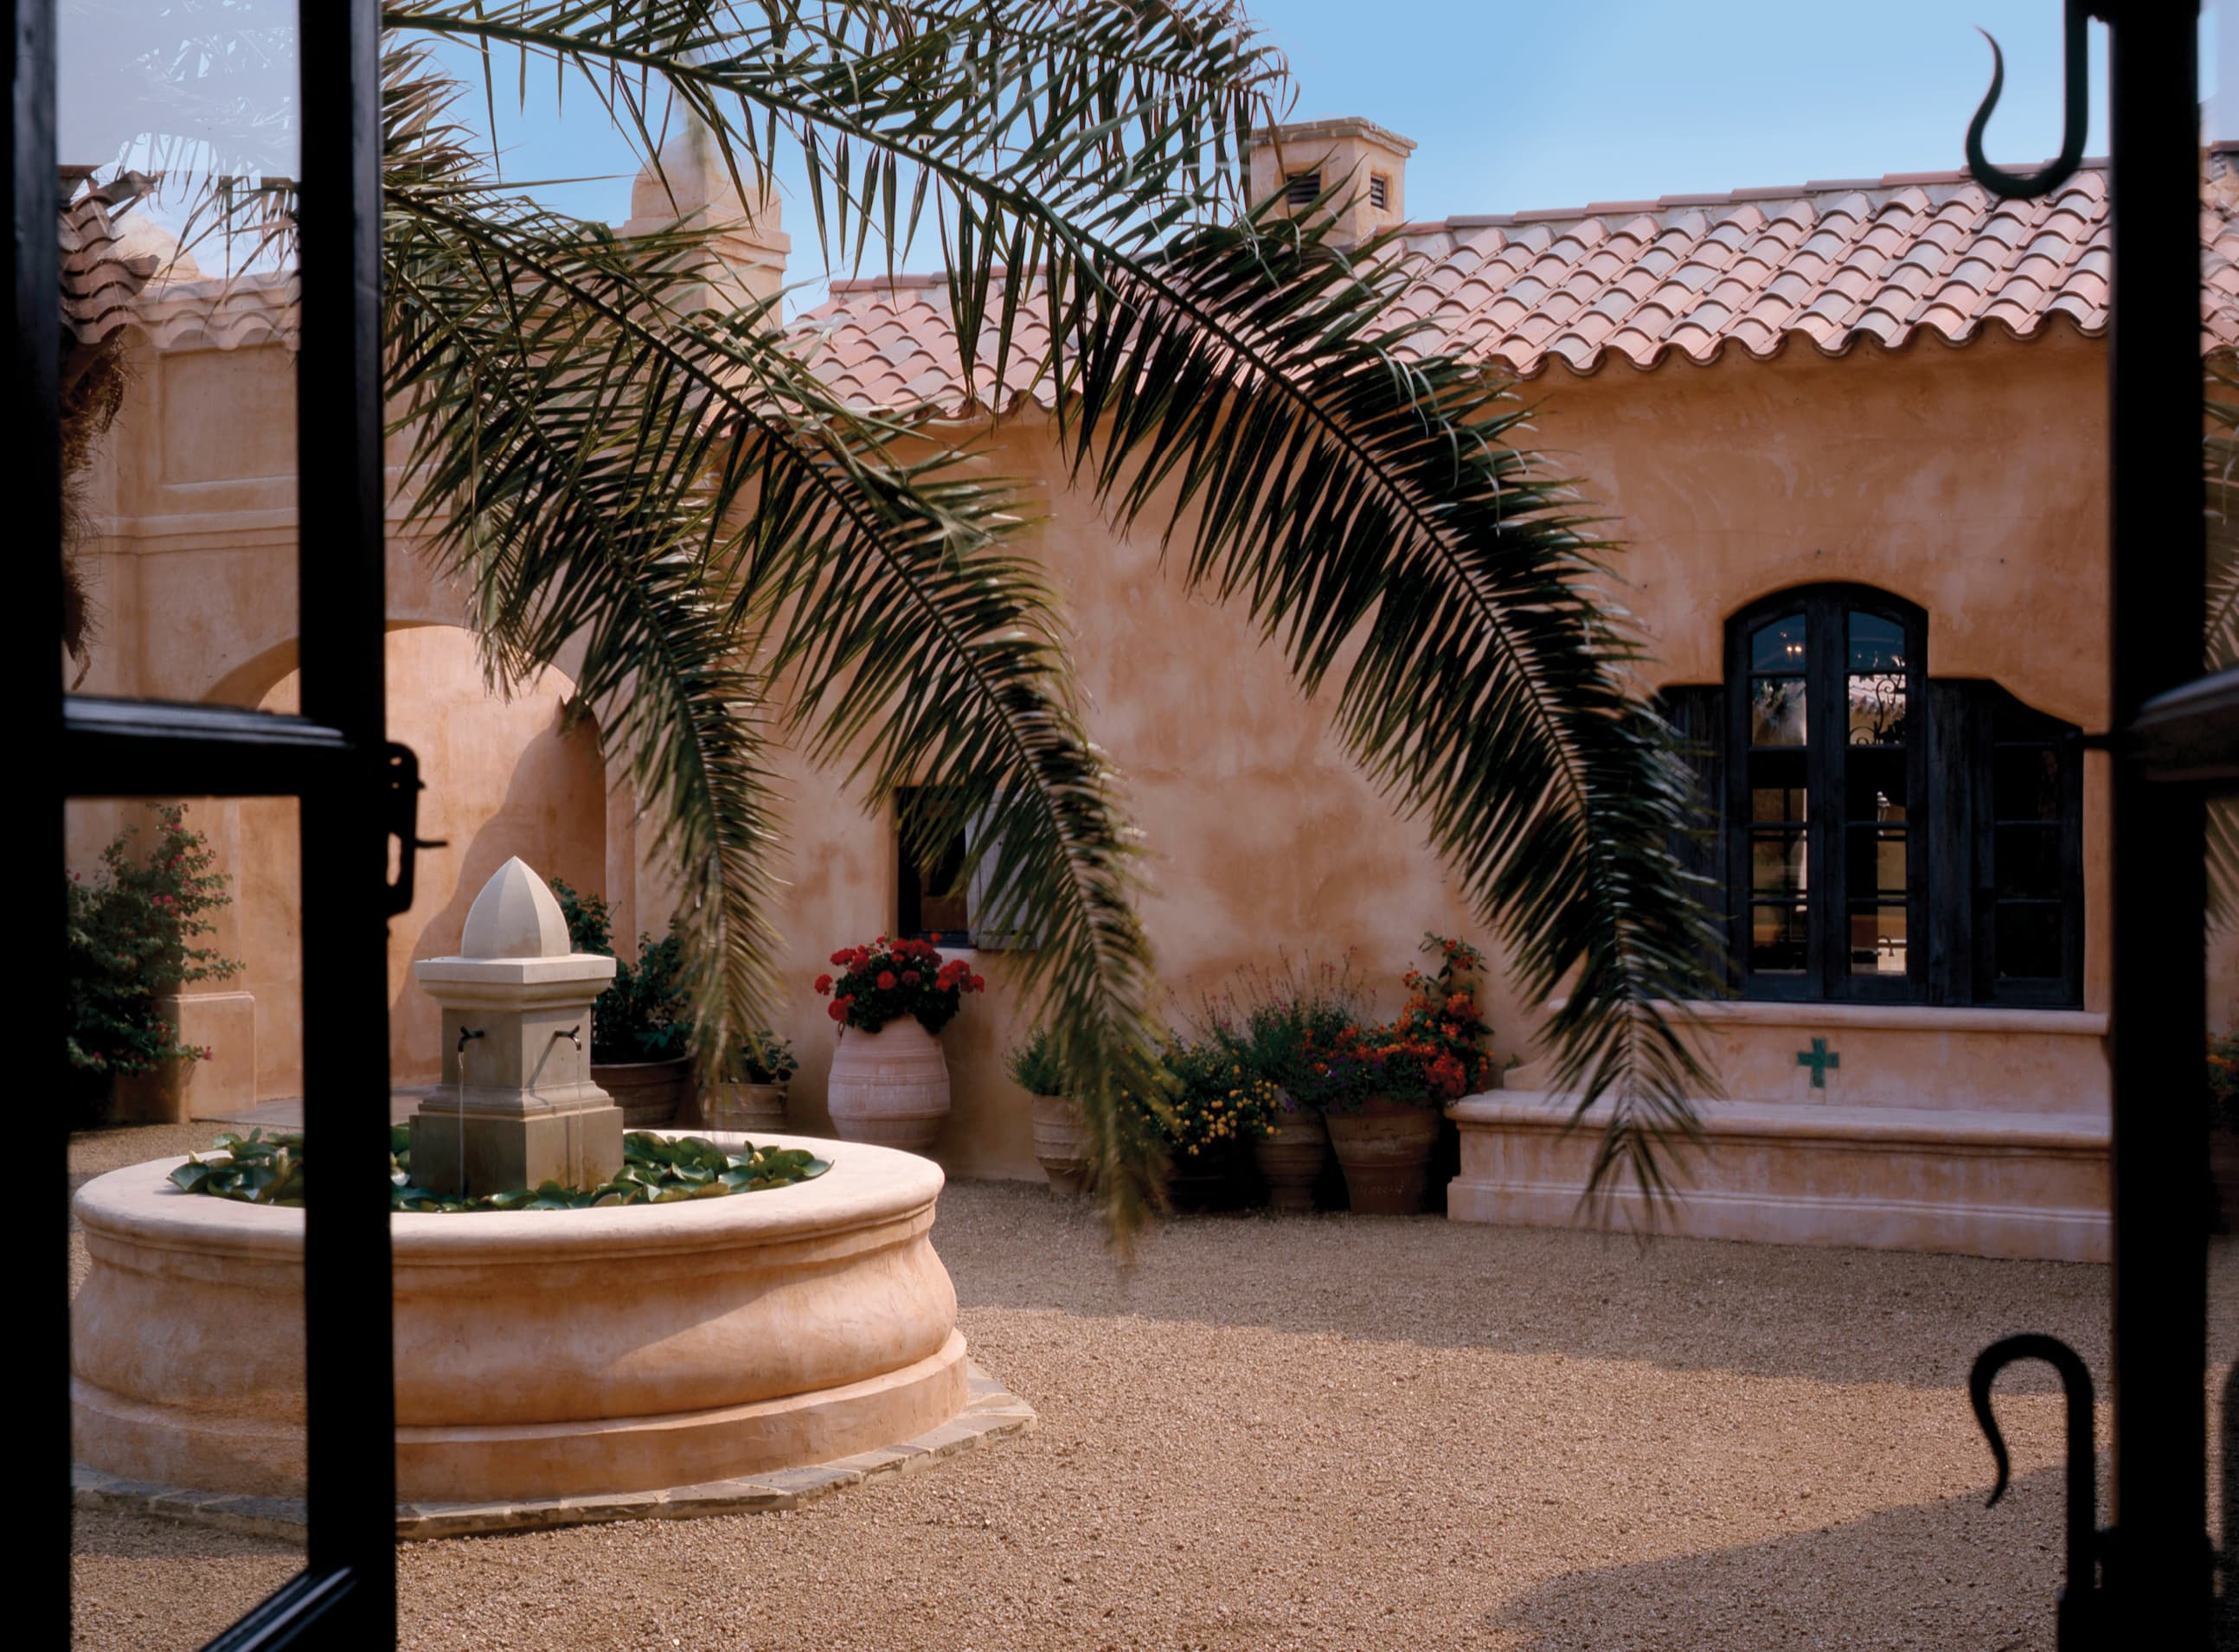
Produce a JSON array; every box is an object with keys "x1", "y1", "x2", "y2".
[{"x1": 1421, "y1": 157, "x2": 2115, "y2": 234}]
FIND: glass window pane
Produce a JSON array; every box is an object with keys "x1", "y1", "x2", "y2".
[
  {"x1": 1847, "y1": 611, "x2": 1906, "y2": 673},
  {"x1": 1850, "y1": 903, "x2": 1908, "y2": 975},
  {"x1": 1994, "y1": 745, "x2": 2062, "y2": 821},
  {"x1": 1846, "y1": 667, "x2": 1908, "y2": 746},
  {"x1": 1846, "y1": 746, "x2": 1907, "y2": 821},
  {"x1": 1749, "y1": 749, "x2": 1806, "y2": 823},
  {"x1": 1839, "y1": 825, "x2": 1907, "y2": 899},
  {"x1": 1750, "y1": 677, "x2": 1807, "y2": 746},
  {"x1": 1749, "y1": 614, "x2": 1806, "y2": 673},
  {"x1": 1996, "y1": 824, "x2": 2063, "y2": 899},
  {"x1": 1750, "y1": 902, "x2": 1809, "y2": 973},
  {"x1": 1751, "y1": 830, "x2": 1807, "y2": 898},
  {"x1": 1996, "y1": 903, "x2": 2063, "y2": 979}
]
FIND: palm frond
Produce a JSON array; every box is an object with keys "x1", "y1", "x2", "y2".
[
  {"x1": 382, "y1": 47, "x2": 1167, "y2": 1229},
  {"x1": 1060, "y1": 209, "x2": 1721, "y2": 1208}
]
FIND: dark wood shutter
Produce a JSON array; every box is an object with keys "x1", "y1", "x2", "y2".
[
  {"x1": 1925, "y1": 679, "x2": 1986, "y2": 1005},
  {"x1": 1657, "y1": 684, "x2": 1729, "y2": 988}
]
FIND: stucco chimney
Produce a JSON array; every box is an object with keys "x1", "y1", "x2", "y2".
[
  {"x1": 619, "y1": 119, "x2": 790, "y2": 311},
  {"x1": 1247, "y1": 117, "x2": 1416, "y2": 243}
]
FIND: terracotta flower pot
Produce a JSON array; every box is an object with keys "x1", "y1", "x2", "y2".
[
  {"x1": 1031, "y1": 1094, "x2": 1092, "y2": 1194},
  {"x1": 1164, "y1": 1156, "x2": 1234, "y2": 1213},
  {"x1": 705, "y1": 1080, "x2": 789, "y2": 1135},
  {"x1": 1253, "y1": 1107, "x2": 1328, "y2": 1212},
  {"x1": 1325, "y1": 1095, "x2": 1440, "y2": 1214},
  {"x1": 826, "y1": 1018, "x2": 951, "y2": 1154},
  {"x1": 591, "y1": 1055, "x2": 692, "y2": 1129}
]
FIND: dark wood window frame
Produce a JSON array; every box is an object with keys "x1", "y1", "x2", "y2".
[
  {"x1": 1723, "y1": 584, "x2": 1930, "y2": 1004},
  {"x1": 1690, "y1": 583, "x2": 2086, "y2": 1011}
]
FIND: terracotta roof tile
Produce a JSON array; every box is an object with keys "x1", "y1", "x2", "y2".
[{"x1": 786, "y1": 157, "x2": 2239, "y2": 410}]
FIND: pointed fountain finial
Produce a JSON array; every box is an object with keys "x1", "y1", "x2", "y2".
[{"x1": 458, "y1": 857, "x2": 573, "y2": 960}]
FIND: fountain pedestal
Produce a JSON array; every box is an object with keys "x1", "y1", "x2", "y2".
[{"x1": 409, "y1": 858, "x2": 623, "y2": 1196}]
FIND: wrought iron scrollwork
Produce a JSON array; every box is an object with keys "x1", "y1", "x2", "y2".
[
  {"x1": 1965, "y1": 2, "x2": 2094, "y2": 202},
  {"x1": 1969, "y1": 1333, "x2": 2103, "y2": 1649}
]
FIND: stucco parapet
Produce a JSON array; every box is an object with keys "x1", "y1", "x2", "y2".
[{"x1": 1450, "y1": 1094, "x2": 2110, "y2": 1152}]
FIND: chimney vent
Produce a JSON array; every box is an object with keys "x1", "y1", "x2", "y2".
[{"x1": 1248, "y1": 118, "x2": 1416, "y2": 245}]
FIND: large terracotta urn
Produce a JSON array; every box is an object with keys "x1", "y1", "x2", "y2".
[
  {"x1": 591, "y1": 1055, "x2": 691, "y2": 1128},
  {"x1": 1030, "y1": 1094, "x2": 1092, "y2": 1194},
  {"x1": 826, "y1": 1018, "x2": 951, "y2": 1154},
  {"x1": 1253, "y1": 1104, "x2": 1328, "y2": 1212},
  {"x1": 1325, "y1": 1095, "x2": 1439, "y2": 1214}
]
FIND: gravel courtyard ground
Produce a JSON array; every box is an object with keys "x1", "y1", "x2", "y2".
[{"x1": 69, "y1": 1123, "x2": 2237, "y2": 1651}]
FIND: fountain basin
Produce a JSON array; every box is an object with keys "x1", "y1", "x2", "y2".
[{"x1": 70, "y1": 1133, "x2": 966, "y2": 1505}]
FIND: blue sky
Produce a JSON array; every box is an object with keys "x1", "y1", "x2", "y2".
[
  {"x1": 436, "y1": 0, "x2": 2155, "y2": 293},
  {"x1": 61, "y1": 2, "x2": 2217, "y2": 298}
]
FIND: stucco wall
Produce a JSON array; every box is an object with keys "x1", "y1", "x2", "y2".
[{"x1": 69, "y1": 302, "x2": 2215, "y2": 1175}]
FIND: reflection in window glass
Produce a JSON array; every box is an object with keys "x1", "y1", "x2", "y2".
[
  {"x1": 1850, "y1": 904, "x2": 1908, "y2": 975},
  {"x1": 1750, "y1": 678, "x2": 1806, "y2": 746},
  {"x1": 1750, "y1": 902, "x2": 1808, "y2": 973},
  {"x1": 1846, "y1": 613, "x2": 1909, "y2": 746},
  {"x1": 1996, "y1": 824, "x2": 2063, "y2": 899},
  {"x1": 1751, "y1": 832, "x2": 1807, "y2": 898}
]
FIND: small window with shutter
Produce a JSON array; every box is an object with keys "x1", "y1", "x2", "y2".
[
  {"x1": 895, "y1": 789, "x2": 1031, "y2": 951},
  {"x1": 1285, "y1": 170, "x2": 1320, "y2": 208},
  {"x1": 1369, "y1": 172, "x2": 1390, "y2": 210}
]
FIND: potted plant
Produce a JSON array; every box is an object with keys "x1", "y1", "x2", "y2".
[
  {"x1": 708, "y1": 1028, "x2": 797, "y2": 1134},
  {"x1": 1309, "y1": 936, "x2": 1494, "y2": 1215},
  {"x1": 1199, "y1": 953, "x2": 1367, "y2": 1211},
  {"x1": 1122, "y1": 1039, "x2": 1281, "y2": 1212},
  {"x1": 1009, "y1": 1026, "x2": 1090, "y2": 1194},
  {"x1": 814, "y1": 937, "x2": 985, "y2": 1152},
  {"x1": 65, "y1": 804, "x2": 243, "y2": 1126},
  {"x1": 552, "y1": 880, "x2": 695, "y2": 1127}
]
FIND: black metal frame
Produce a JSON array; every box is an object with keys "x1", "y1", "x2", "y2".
[
  {"x1": 1723, "y1": 583, "x2": 1930, "y2": 1003},
  {"x1": 27, "y1": 0, "x2": 401, "y2": 1645},
  {"x1": 1966, "y1": 4, "x2": 2226, "y2": 1644}
]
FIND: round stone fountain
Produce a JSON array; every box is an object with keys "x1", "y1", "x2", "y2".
[{"x1": 70, "y1": 861, "x2": 985, "y2": 1522}]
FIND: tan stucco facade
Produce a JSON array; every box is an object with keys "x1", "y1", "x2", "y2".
[{"x1": 65, "y1": 256, "x2": 2214, "y2": 1222}]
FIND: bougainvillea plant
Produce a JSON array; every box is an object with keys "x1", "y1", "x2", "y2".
[
  {"x1": 65, "y1": 804, "x2": 242, "y2": 1092},
  {"x1": 815, "y1": 937, "x2": 985, "y2": 1035},
  {"x1": 1296, "y1": 934, "x2": 1497, "y2": 1112}
]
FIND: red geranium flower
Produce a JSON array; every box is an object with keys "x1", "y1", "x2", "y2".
[
  {"x1": 877, "y1": 971, "x2": 897, "y2": 990},
  {"x1": 970, "y1": 975, "x2": 985, "y2": 992},
  {"x1": 901, "y1": 970, "x2": 920, "y2": 987},
  {"x1": 813, "y1": 974, "x2": 833, "y2": 995},
  {"x1": 829, "y1": 949, "x2": 850, "y2": 967},
  {"x1": 827, "y1": 1000, "x2": 849, "y2": 1021}
]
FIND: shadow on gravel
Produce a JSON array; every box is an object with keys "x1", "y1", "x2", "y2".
[
  {"x1": 938, "y1": 1182, "x2": 2239, "y2": 1395},
  {"x1": 1481, "y1": 1465, "x2": 2075, "y2": 1652}
]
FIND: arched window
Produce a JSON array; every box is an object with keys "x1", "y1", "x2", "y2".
[
  {"x1": 1660, "y1": 584, "x2": 2084, "y2": 1008},
  {"x1": 1725, "y1": 586, "x2": 1927, "y2": 1001}
]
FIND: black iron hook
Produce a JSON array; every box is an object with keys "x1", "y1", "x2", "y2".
[
  {"x1": 456, "y1": 1027, "x2": 484, "y2": 1055},
  {"x1": 1965, "y1": 3, "x2": 2092, "y2": 202},
  {"x1": 1970, "y1": 1332, "x2": 2101, "y2": 1648}
]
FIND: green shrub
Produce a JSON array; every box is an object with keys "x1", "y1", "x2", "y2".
[
  {"x1": 1006, "y1": 1025, "x2": 1069, "y2": 1098},
  {"x1": 734, "y1": 1028, "x2": 798, "y2": 1085},
  {"x1": 550, "y1": 879, "x2": 692, "y2": 1063},
  {"x1": 65, "y1": 804, "x2": 242, "y2": 1098}
]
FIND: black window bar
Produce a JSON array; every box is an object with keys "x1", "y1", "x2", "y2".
[
  {"x1": 25, "y1": 0, "x2": 403, "y2": 1646},
  {"x1": 1962, "y1": 4, "x2": 2230, "y2": 1646}
]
